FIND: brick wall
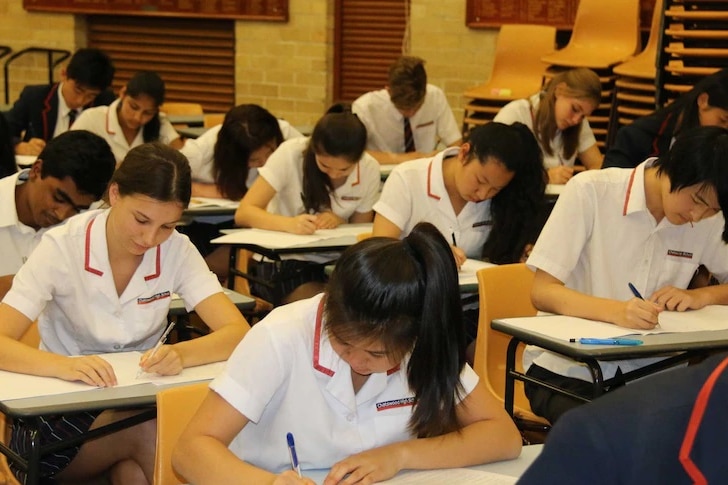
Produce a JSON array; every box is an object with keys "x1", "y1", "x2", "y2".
[{"x1": 0, "y1": 0, "x2": 498, "y2": 129}]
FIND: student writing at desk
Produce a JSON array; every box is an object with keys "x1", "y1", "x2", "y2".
[
  {"x1": 0, "y1": 143, "x2": 248, "y2": 484},
  {"x1": 5, "y1": 48, "x2": 116, "y2": 156},
  {"x1": 0, "y1": 130, "x2": 115, "y2": 299},
  {"x1": 71, "y1": 71, "x2": 183, "y2": 163},
  {"x1": 494, "y1": 68, "x2": 603, "y2": 184},
  {"x1": 352, "y1": 56, "x2": 462, "y2": 164},
  {"x1": 173, "y1": 223, "x2": 521, "y2": 484},
  {"x1": 235, "y1": 104, "x2": 380, "y2": 303},
  {"x1": 524, "y1": 126, "x2": 728, "y2": 424}
]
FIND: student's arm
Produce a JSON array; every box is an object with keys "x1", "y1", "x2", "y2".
[
  {"x1": 14, "y1": 139, "x2": 45, "y2": 156},
  {"x1": 192, "y1": 181, "x2": 225, "y2": 199},
  {"x1": 139, "y1": 292, "x2": 249, "y2": 375},
  {"x1": 372, "y1": 213, "x2": 403, "y2": 239},
  {"x1": 169, "y1": 136, "x2": 185, "y2": 150},
  {"x1": 0, "y1": 303, "x2": 117, "y2": 387},
  {"x1": 324, "y1": 381, "x2": 521, "y2": 484},
  {"x1": 366, "y1": 149, "x2": 438, "y2": 165},
  {"x1": 234, "y1": 177, "x2": 317, "y2": 234},
  {"x1": 173, "y1": 390, "x2": 314, "y2": 484},
  {"x1": 530, "y1": 268, "x2": 661, "y2": 329},
  {"x1": 649, "y1": 283, "x2": 728, "y2": 312},
  {"x1": 578, "y1": 144, "x2": 603, "y2": 170},
  {"x1": 349, "y1": 210, "x2": 373, "y2": 224}
]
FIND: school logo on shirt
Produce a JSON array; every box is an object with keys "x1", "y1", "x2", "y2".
[
  {"x1": 667, "y1": 249, "x2": 693, "y2": 260},
  {"x1": 341, "y1": 196, "x2": 361, "y2": 201},
  {"x1": 415, "y1": 120, "x2": 434, "y2": 129},
  {"x1": 375, "y1": 397, "x2": 415, "y2": 411},
  {"x1": 472, "y1": 220, "x2": 492, "y2": 228},
  {"x1": 137, "y1": 291, "x2": 171, "y2": 305}
]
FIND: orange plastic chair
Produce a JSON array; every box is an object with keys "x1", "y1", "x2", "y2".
[
  {"x1": 203, "y1": 113, "x2": 225, "y2": 129},
  {"x1": 1, "y1": 323, "x2": 41, "y2": 485},
  {"x1": 154, "y1": 382, "x2": 209, "y2": 485},
  {"x1": 614, "y1": 0, "x2": 663, "y2": 80},
  {"x1": 541, "y1": 0, "x2": 641, "y2": 69},
  {"x1": 473, "y1": 264, "x2": 550, "y2": 430},
  {"x1": 159, "y1": 102, "x2": 203, "y2": 116}
]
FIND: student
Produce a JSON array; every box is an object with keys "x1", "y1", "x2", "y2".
[
  {"x1": 372, "y1": 122, "x2": 547, "y2": 267},
  {"x1": 5, "y1": 48, "x2": 115, "y2": 156},
  {"x1": 71, "y1": 71, "x2": 183, "y2": 163},
  {"x1": 493, "y1": 68, "x2": 603, "y2": 184},
  {"x1": 518, "y1": 352, "x2": 728, "y2": 484},
  {"x1": 524, "y1": 126, "x2": 728, "y2": 425},
  {"x1": 181, "y1": 103, "x2": 304, "y2": 200},
  {"x1": 603, "y1": 68, "x2": 728, "y2": 169},
  {"x1": 0, "y1": 142, "x2": 249, "y2": 484},
  {"x1": 352, "y1": 55, "x2": 462, "y2": 164},
  {"x1": 0, "y1": 112, "x2": 17, "y2": 178},
  {"x1": 234, "y1": 105, "x2": 380, "y2": 302},
  {"x1": 0, "y1": 130, "x2": 115, "y2": 299},
  {"x1": 172, "y1": 223, "x2": 522, "y2": 484}
]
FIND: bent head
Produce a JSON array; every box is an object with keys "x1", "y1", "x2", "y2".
[
  {"x1": 119, "y1": 71, "x2": 165, "y2": 131},
  {"x1": 547, "y1": 68, "x2": 601, "y2": 131},
  {"x1": 308, "y1": 108, "x2": 366, "y2": 183}
]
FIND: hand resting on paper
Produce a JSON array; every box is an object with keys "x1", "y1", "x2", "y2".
[
  {"x1": 289, "y1": 214, "x2": 318, "y2": 235},
  {"x1": 450, "y1": 245, "x2": 466, "y2": 269},
  {"x1": 315, "y1": 211, "x2": 345, "y2": 230},
  {"x1": 138, "y1": 344, "x2": 183, "y2": 376},
  {"x1": 650, "y1": 286, "x2": 707, "y2": 312},
  {"x1": 616, "y1": 298, "x2": 662, "y2": 330},
  {"x1": 324, "y1": 445, "x2": 401, "y2": 485},
  {"x1": 61, "y1": 355, "x2": 117, "y2": 387}
]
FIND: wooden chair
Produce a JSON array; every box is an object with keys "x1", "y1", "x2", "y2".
[
  {"x1": 1, "y1": 323, "x2": 40, "y2": 485},
  {"x1": 473, "y1": 264, "x2": 550, "y2": 432},
  {"x1": 154, "y1": 382, "x2": 209, "y2": 485},
  {"x1": 232, "y1": 248, "x2": 274, "y2": 322},
  {"x1": 159, "y1": 102, "x2": 204, "y2": 116},
  {"x1": 203, "y1": 113, "x2": 225, "y2": 129}
]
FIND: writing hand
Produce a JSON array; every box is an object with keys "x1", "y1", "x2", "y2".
[
  {"x1": 139, "y1": 345, "x2": 182, "y2": 376},
  {"x1": 547, "y1": 166, "x2": 575, "y2": 185},
  {"x1": 315, "y1": 211, "x2": 345, "y2": 229},
  {"x1": 615, "y1": 299, "x2": 661, "y2": 329},
  {"x1": 15, "y1": 138, "x2": 46, "y2": 156},
  {"x1": 450, "y1": 244, "x2": 466, "y2": 269},
  {"x1": 289, "y1": 214, "x2": 318, "y2": 234},
  {"x1": 324, "y1": 446, "x2": 401, "y2": 485},
  {"x1": 650, "y1": 286, "x2": 706, "y2": 312},
  {"x1": 272, "y1": 471, "x2": 316, "y2": 485},
  {"x1": 60, "y1": 355, "x2": 117, "y2": 387}
]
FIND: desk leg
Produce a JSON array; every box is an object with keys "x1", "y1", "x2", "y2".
[
  {"x1": 584, "y1": 358, "x2": 605, "y2": 397},
  {"x1": 504, "y1": 337, "x2": 520, "y2": 417}
]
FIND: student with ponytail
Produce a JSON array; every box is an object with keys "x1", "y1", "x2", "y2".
[{"x1": 173, "y1": 222, "x2": 521, "y2": 484}]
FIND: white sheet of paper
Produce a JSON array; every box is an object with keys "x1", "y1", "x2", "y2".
[
  {"x1": 188, "y1": 197, "x2": 239, "y2": 208},
  {"x1": 0, "y1": 351, "x2": 223, "y2": 402},
  {"x1": 376, "y1": 468, "x2": 517, "y2": 484},
  {"x1": 211, "y1": 224, "x2": 372, "y2": 248},
  {"x1": 501, "y1": 305, "x2": 728, "y2": 342},
  {"x1": 459, "y1": 259, "x2": 497, "y2": 286}
]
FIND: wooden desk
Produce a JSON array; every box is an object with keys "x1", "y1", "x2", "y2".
[
  {"x1": 167, "y1": 114, "x2": 204, "y2": 127},
  {"x1": 177, "y1": 125, "x2": 208, "y2": 139},
  {"x1": 492, "y1": 317, "x2": 728, "y2": 416}
]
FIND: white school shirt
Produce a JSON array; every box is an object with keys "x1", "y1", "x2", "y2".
[
  {"x1": 0, "y1": 170, "x2": 49, "y2": 277},
  {"x1": 352, "y1": 85, "x2": 461, "y2": 153},
  {"x1": 211, "y1": 293, "x2": 479, "y2": 472},
  {"x1": 373, "y1": 148, "x2": 492, "y2": 259},
  {"x1": 257, "y1": 137, "x2": 380, "y2": 220},
  {"x1": 181, "y1": 120, "x2": 304, "y2": 185},
  {"x1": 71, "y1": 99, "x2": 180, "y2": 163},
  {"x1": 52, "y1": 82, "x2": 79, "y2": 139},
  {"x1": 525, "y1": 159, "x2": 728, "y2": 381},
  {"x1": 493, "y1": 94, "x2": 597, "y2": 169},
  {"x1": 2, "y1": 209, "x2": 222, "y2": 355}
]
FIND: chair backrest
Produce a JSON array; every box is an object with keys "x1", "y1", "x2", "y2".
[
  {"x1": 569, "y1": 0, "x2": 641, "y2": 57},
  {"x1": 154, "y1": 382, "x2": 209, "y2": 485},
  {"x1": 159, "y1": 102, "x2": 204, "y2": 116},
  {"x1": 203, "y1": 113, "x2": 225, "y2": 128},
  {"x1": 473, "y1": 263, "x2": 545, "y2": 422}
]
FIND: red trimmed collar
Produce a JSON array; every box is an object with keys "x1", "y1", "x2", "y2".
[
  {"x1": 622, "y1": 167, "x2": 638, "y2": 216},
  {"x1": 426, "y1": 160, "x2": 441, "y2": 201}
]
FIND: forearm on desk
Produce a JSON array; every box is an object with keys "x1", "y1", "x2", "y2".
[
  {"x1": 172, "y1": 322, "x2": 247, "y2": 368},
  {"x1": 531, "y1": 281, "x2": 624, "y2": 325},
  {"x1": 235, "y1": 204, "x2": 293, "y2": 232},
  {"x1": 690, "y1": 284, "x2": 728, "y2": 306}
]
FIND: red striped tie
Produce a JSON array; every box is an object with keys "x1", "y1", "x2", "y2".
[{"x1": 404, "y1": 117, "x2": 415, "y2": 153}]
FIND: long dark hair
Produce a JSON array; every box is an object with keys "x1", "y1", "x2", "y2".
[
  {"x1": 468, "y1": 122, "x2": 547, "y2": 263},
  {"x1": 301, "y1": 104, "x2": 367, "y2": 212},
  {"x1": 123, "y1": 71, "x2": 166, "y2": 143},
  {"x1": 325, "y1": 222, "x2": 465, "y2": 438},
  {"x1": 112, "y1": 142, "x2": 191, "y2": 207},
  {"x1": 667, "y1": 68, "x2": 728, "y2": 137},
  {"x1": 213, "y1": 104, "x2": 284, "y2": 200}
]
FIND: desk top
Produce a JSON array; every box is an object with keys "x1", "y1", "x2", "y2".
[
  {"x1": 493, "y1": 317, "x2": 728, "y2": 360},
  {"x1": 168, "y1": 114, "x2": 204, "y2": 127},
  {"x1": 178, "y1": 126, "x2": 208, "y2": 139},
  {"x1": 168, "y1": 289, "x2": 255, "y2": 314},
  {"x1": 304, "y1": 444, "x2": 542, "y2": 483}
]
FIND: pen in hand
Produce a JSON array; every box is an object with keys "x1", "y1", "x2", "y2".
[
  {"x1": 628, "y1": 282, "x2": 644, "y2": 300},
  {"x1": 136, "y1": 320, "x2": 175, "y2": 379},
  {"x1": 287, "y1": 432, "x2": 302, "y2": 478}
]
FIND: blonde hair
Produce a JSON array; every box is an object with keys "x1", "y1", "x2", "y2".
[{"x1": 534, "y1": 68, "x2": 601, "y2": 158}]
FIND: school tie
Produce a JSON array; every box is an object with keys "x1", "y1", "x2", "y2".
[
  {"x1": 68, "y1": 109, "x2": 78, "y2": 128},
  {"x1": 403, "y1": 117, "x2": 415, "y2": 153}
]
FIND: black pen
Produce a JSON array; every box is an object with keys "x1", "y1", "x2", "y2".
[
  {"x1": 628, "y1": 282, "x2": 644, "y2": 300},
  {"x1": 450, "y1": 228, "x2": 457, "y2": 247}
]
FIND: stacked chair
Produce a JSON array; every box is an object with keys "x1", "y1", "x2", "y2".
[
  {"x1": 608, "y1": 0, "x2": 664, "y2": 145},
  {"x1": 462, "y1": 24, "x2": 556, "y2": 137},
  {"x1": 540, "y1": 0, "x2": 642, "y2": 150},
  {"x1": 656, "y1": 0, "x2": 728, "y2": 106}
]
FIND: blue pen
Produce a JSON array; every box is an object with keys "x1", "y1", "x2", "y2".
[
  {"x1": 628, "y1": 282, "x2": 644, "y2": 300},
  {"x1": 286, "y1": 432, "x2": 302, "y2": 478},
  {"x1": 571, "y1": 337, "x2": 643, "y2": 346}
]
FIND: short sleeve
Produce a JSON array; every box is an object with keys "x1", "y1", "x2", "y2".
[
  {"x1": 355, "y1": 153, "x2": 382, "y2": 213},
  {"x1": 258, "y1": 138, "x2": 303, "y2": 192},
  {"x1": 432, "y1": 89, "x2": 461, "y2": 146},
  {"x1": 159, "y1": 116, "x2": 181, "y2": 144},
  {"x1": 181, "y1": 125, "x2": 220, "y2": 183},
  {"x1": 372, "y1": 168, "x2": 413, "y2": 235},
  {"x1": 170, "y1": 234, "x2": 223, "y2": 311},
  {"x1": 577, "y1": 119, "x2": 598, "y2": 153},
  {"x1": 493, "y1": 99, "x2": 530, "y2": 125}
]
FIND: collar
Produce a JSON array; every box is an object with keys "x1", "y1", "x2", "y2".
[
  {"x1": 426, "y1": 147, "x2": 460, "y2": 201},
  {"x1": 104, "y1": 98, "x2": 122, "y2": 136},
  {"x1": 57, "y1": 82, "x2": 73, "y2": 119},
  {"x1": 0, "y1": 170, "x2": 31, "y2": 230},
  {"x1": 345, "y1": 161, "x2": 362, "y2": 187},
  {"x1": 622, "y1": 158, "x2": 657, "y2": 217},
  {"x1": 83, "y1": 209, "x2": 162, "y2": 281}
]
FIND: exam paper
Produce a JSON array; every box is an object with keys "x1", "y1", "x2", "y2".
[
  {"x1": 211, "y1": 224, "x2": 372, "y2": 248},
  {"x1": 459, "y1": 259, "x2": 497, "y2": 287},
  {"x1": 0, "y1": 351, "x2": 224, "y2": 401},
  {"x1": 376, "y1": 468, "x2": 517, "y2": 484},
  {"x1": 188, "y1": 197, "x2": 239, "y2": 209}
]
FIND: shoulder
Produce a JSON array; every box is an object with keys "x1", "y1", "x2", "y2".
[
  {"x1": 17, "y1": 84, "x2": 54, "y2": 100},
  {"x1": 92, "y1": 89, "x2": 116, "y2": 107},
  {"x1": 353, "y1": 89, "x2": 390, "y2": 111}
]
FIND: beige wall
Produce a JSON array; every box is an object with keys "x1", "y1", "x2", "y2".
[{"x1": 1, "y1": 0, "x2": 498, "y2": 130}]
